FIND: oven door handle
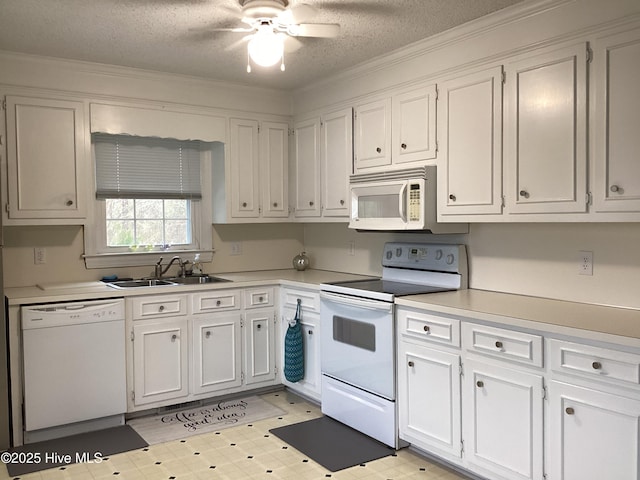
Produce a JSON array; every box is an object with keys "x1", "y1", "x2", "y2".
[{"x1": 320, "y1": 292, "x2": 393, "y2": 313}]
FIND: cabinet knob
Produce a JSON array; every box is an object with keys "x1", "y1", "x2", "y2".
[
  {"x1": 401, "y1": 143, "x2": 407, "y2": 150},
  {"x1": 610, "y1": 185, "x2": 620, "y2": 193},
  {"x1": 592, "y1": 361, "x2": 602, "y2": 370},
  {"x1": 309, "y1": 201, "x2": 314, "y2": 206},
  {"x1": 565, "y1": 407, "x2": 575, "y2": 415},
  {"x1": 519, "y1": 190, "x2": 530, "y2": 199},
  {"x1": 423, "y1": 325, "x2": 430, "y2": 333},
  {"x1": 258, "y1": 296, "x2": 264, "y2": 302},
  {"x1": 449, "y1": 194, "x2": 456, "y2": 202},
  {"x1": 257, "y1": 323, "x2": 262, "y2": 330},
  {"x1": 66, "y1": 200, "x2": 74, "y2": 206},
  {"x1": 273, "y1": 202, "x2": 278, "y2": 207},
  {"x1": 476, "y1": 380, "x2": 484, "y2": 388},
  {"x1": 159, "y1": 305, "x2": 165, "y2": 312},
  {"x1": 376, "y1": 147, "x2": 382, "y2": 154},
  {"x1": 495, "y1": 340, "x2": 503, "y2": 349},
  {"x1": 408, "y1": 361, "x2": 414, "y2": 367},
  {"x1": 216, "y1": 300, "x2": 221, "y2": 306},
  {"x1": 171, "y1": 334, "x2": 177, "y2": 342},
  {"x1": 340, "y1": 199, "x2": 345, "y2": 206},
  {"x1": 242, "y1": 202, "x2": 248, "y2": 208},
  {"x1": 308, "y1": 330, "x2": 313, "y2": 335},
  {"x1": 205, "y1": 331, "x2": 211, "y2": 339}
]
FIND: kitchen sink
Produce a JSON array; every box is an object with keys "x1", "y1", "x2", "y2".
[
  {"x1": 106, "y1": 275, "x2": 231, "y2": 289},
  {"x1": 107, "y1": 279, "x2": 178, "y2": 289},
  {"x1": 167, "y1": 275, "x2": 232, "y2": 285}
]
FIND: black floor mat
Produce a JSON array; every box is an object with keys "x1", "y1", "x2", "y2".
[
  {"x1": 4, "y1": 425, "x2": 148, "y2": 476},
  {"x1": 269, "y1": 416, "x2": 394, "y2": 472}
]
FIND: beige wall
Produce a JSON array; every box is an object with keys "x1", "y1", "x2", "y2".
[{"x1": 2, "y1": 224, "x2": 304, "y2": 288}]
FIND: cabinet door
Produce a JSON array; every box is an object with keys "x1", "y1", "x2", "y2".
[
  {"x1": 548, "y1": 381, "x2": 640, "y2": 480},
  {"x1": 260, "y1": 121, "x2": 289, "y2": 218},
  {"x1": 398, "y1": 342, "x2": 461, "y2": 459},
  {"x1": 437, "y1": 67, "x2": 503, "y2": 216},
  {"x1": 281, "y1": 306, "x2": 321, "y2": 401},
  {"x1": 192, "y1": 313, "x2": 242, "y2": 395},
  {"x1": 133, "y1": 318, "x2": 189, "y2": 406},
  {"x1": 229, "y1": 118, "x2": 260, "y2": 218},
  {"x1": 5, "y1": 95, "x2": 87, "y2": 219},
  {"x1": 505, "y1": 44, "x2": 588, "y2": 214},
  {"x1": 593, "y1": 28, "x2": 640, "y2": 212},
  {"x1": 293, "y1": 117, "x2": 321, "y2": 217},
  {"x1": 321, "y1": 108, "x2": 352, "y2": 217},
  {"x1": 463, "y1": 359, "x2": 544, "y2": 480},
  {"x1": 392, "y1": 85, "x2": 437, "y2": 164},
  {"x1": 354, "y1": 98, "x2": 391, "y2": 171},
  {"x1": 244, "y1": 309, "x2": 276, "y2": 386}
]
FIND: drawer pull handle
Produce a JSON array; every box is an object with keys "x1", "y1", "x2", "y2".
[
  {"x1": 408, "y1": 361, "x2": 414, "y2": 367},
  {"x1": 257, "y1": 324, "x2": 262, "y2": 330},
  {"x1": 258, "y1": 296, "x2": 264, "y2": 302},
  {"x1": 495, "y1": 341, "x2": 503, "y2": 349},
  {"x1": 308, "y1": 330, "x2": 313, "y2": 335},
  {"x1": 205, "y1": 331, "x2": 211, "y2": 339},
  {"x1": 66, "y1": 200, "x2": 74, "y2": 206},
  {"x1": 423, "y1": 325, "x2": 430, "y2": 333},
  {"x1": 592, "y1": 361, "x2": 602, "y2": 370},
  {"x1": 565, "y1": 407, "x2": 575, "y2": 415},
  {"x1": 171, "y1": 334, "x2": 178, "y2": 342},
  {"x1": 159, "y1": 305, "x2": 165, "y2": 312},
  {"x1": 216, "y1": 300, "x2": 222, "y2": 306},
  {"x1": 476, "y1": 380, "x2": 484, "y2": 388}
]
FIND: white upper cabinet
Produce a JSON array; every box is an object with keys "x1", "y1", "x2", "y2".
[
  {"x1": 354, "y1": 98, "x2": 391, "y2": 171},
  {"x1": 213, "y1": 117, "x2": 289, "y2": 223},
  {"x1": 504, "y1": 43, "x2": 588, "y2": 214},
  {"x1": 437, "y1": 66, "x2": 504, "y2": 218},
  {"x1": 293, "y1": 117, "x2": 322, "y2": 217},
  {"x1": 592, "y1": 27, "x2": 640, "y2": 213},
  {"x1": 392, "y1": 85, "x2": 437, "y2": 165},
  {"x1": 321, "y1": 108, "x2": 352, "y2": 217},
  {"x1": 5, "y1": 95, "x2": 88, "y2": 222}
]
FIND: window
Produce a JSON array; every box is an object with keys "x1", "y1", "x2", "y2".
[{"x1": 85, "y1": 134, "x2": 215, "y2": 268}]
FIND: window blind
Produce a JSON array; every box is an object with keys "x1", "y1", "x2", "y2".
[{"x1": 94, "y1": 134, "x2": 202, "y2": 199}]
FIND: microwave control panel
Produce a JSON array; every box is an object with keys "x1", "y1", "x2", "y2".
[{"x1": 408, "y1": 183, "x2": 421, "y2": 222}]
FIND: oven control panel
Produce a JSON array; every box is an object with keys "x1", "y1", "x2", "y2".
[{"x1": 382, "y1": 242, "x2": 466, "y2": 273}]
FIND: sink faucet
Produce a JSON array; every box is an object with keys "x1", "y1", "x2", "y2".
[{"x1": 154, "y1": 256, "x2": 185, "y2": 278}]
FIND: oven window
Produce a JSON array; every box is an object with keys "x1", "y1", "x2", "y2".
[
  {"x1": 332, "y1": 316, "x2": 376, "y2": 352},
  {"x1": 358, "y1": 194, "x2": 399, "y2": 218}
]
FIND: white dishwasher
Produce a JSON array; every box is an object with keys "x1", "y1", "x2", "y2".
[{"x1": 21, "y1": 299, "x2": 127, "y2": 442}]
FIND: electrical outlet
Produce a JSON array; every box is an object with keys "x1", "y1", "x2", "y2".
[
  {"x1": 230, "y1": 242, "x2": 243, "y2": 256},
  {"x1": 348, "y1": 240, "x2": 356, "y2": 256},
  {"x1": 578, "y1": 250, "x2": 593, "y2": 276},
  {"x1": 34, "y1": 247, "x2": 46, "y2": 265}
]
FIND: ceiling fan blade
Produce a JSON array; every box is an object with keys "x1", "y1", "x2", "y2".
[
  {"x1": 289, "y1": 23, "x2": 340, "y2": 38},
  {"x1": 279, "y1": 3, "x2": 317, "y2": 24},
  {"x1": 225, "y1": 34, "x2": 253, "y2": 52},
  {"x1": 210, "y1": 27, "x2": 254, "y2": 33},
  {"x1": 283, "y1": 35, "x2": 303, "y2": 53}
]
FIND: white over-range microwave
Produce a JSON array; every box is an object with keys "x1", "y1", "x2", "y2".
[{"x1": 349, "y1": 166, "x2": 467, "y2": 233}]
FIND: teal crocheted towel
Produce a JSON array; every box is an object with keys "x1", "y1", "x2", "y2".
[{"x1": 284, "y1": 301, "x2": 304, "y2": 383}]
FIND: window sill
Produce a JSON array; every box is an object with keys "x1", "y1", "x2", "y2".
[{"x1": 83, "y1": 249, "x2": 214, "y2": 269}]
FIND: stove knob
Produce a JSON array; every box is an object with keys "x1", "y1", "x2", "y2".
[
  {"x1": 396, "y1": 248, "x2": 402, "y2": 257},
  {"x1": 446, "y1": 254, "x2": 455, "y2": 265},
  {"x1": 386, "y1": 250, "x2": 393, "y2": 260},
  {"x1": 435, "y1": 249, "x2": 443, "y2": 260}
]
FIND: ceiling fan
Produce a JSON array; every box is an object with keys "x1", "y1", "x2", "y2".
[{"x1": 217, "y1": 0, "x2": 341, "y2": 72}]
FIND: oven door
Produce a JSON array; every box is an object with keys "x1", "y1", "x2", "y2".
[{"x1": 320, "y1": 291, "x2": 395, "y2": 400}]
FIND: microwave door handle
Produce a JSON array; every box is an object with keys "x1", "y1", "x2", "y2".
[{"x1": 399, "y1": 183, "x2": 408, "y2": 222}]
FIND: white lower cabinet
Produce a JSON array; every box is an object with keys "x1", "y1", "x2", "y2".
[
  {"x1": 548, "y1": 381, "x2": 640, "y2": 480},
  {"x1": 280, "y1": 287, "x2": 321, "y2": 401},
  {"x1": 462, "y1": 358, "x2": 544, "y2": 480},
  {"x1": 243, "y1": 308, "x2": 277, "y2": 386},
  {"x1": 132, "y1": 317, "x2": 189, "y2": 406},
  {"x1": 192, "y1": 313, "x2": 242, "y2": 395}
]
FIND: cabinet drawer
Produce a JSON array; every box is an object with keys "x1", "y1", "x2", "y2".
[
  {"x1": 244, "y1": 287, "x2": 274, "y2": 309},
  {"x1": 192, "y1": 290, "x2": 241, "y2": 313},
  {"x1": 397, "y1": 308, "x2": 460, "y2": 347},
  {"x1": 131, "y1": 294, "x2": 188, "y2": 320},
  {"x1": 462, "y1": 323, "x2": 543, "y2": 367},
  {"x1": 281, "y1": 287, "x2": 320, "y2": 312},
  {"x1": 549, "y1": 339, "x2": 640, "y2": 386}
]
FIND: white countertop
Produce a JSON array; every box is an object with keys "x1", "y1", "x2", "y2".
[
  {"x1": 4, "y1": 269, "x2": 372, "y2": 306},
  {"x1": 397, "y1": 289, "x2": 640, "y2": 347}
]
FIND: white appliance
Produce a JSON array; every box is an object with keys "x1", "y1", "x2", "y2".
[
  {"x1": 320, "y1": 242, "x2": 467, "y2": 448},
  {"x1": 21, "y1": 299, "x2": 127, "y2": 443},
  {"x1": 349, "y1": 166, "x2": 467, "y2": 234}
]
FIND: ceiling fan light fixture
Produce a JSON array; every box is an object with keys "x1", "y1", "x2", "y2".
[{"x1": 247, "y1": 26, "x2": 284, "y2": 67}]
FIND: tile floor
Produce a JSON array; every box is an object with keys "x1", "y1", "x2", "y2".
[{"x1": 0, "y1": 391, "x2": 470, "y2": 480}]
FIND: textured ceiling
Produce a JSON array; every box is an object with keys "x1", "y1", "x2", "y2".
[{"x1": 0, "y1": 0, "x2": 526, "y2": 91}]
